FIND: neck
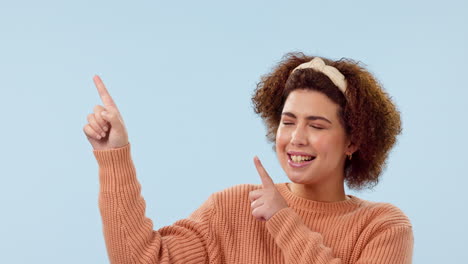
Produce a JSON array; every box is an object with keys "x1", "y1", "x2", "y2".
[{"x1": 287, "y1": 176, "x2": 348, "y2": 202}]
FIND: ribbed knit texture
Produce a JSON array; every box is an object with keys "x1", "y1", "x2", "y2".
[{"x1": 93, "y1": 143, "x2": 414, "y2": 264}]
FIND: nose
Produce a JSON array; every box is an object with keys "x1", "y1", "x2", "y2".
[{"x1": 291, "y1": 126, "x2": 308, "y2": 146}]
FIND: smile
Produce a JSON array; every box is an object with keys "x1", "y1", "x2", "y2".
[{"x1": 287, "y1": 154, "x2": 316, "y2": 168}]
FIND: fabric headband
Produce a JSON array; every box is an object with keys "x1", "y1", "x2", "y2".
[{"x1": 291, "y1": 57, "x2": 347, "y2": 94}]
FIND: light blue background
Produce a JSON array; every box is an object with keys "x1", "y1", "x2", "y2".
[{"x1": 0, "y1": 0, "x2": 466, "y2": 263}]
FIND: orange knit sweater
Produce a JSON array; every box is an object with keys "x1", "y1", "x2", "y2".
[{"x1": 93, "y1": 143, "x2": 414, "y2": 264}]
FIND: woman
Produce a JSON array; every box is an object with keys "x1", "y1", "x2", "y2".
[{"x1": 84, "y1": 52, "x2": 414, "y2": 263}]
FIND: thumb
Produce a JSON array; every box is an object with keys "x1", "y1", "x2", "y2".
[
  {"x1": 100, "y1": 110, "x2": 111, "y2": 122},
  {"x1": 100, "y1": 108, "x2": 122, "y2": 128},
  {"x1": 254, "y1": 156, "x2": 275, "y2": 189}
]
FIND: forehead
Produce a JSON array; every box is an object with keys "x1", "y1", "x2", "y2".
[{"x1": 282, "y1": 89, "x2": 340, "y2": 120}]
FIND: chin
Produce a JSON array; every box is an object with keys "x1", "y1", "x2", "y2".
[
  {"x1": 287, "y1": 176, "x2": 304, "y2": 184},
  {"x1": 285, "y1": 165, "x2": 324, "y2": 185},
  {"x1": 287, "y1": 172, "x2": 310, "y2": 184}
]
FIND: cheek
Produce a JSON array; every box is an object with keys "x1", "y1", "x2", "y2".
[
  {"x1": 313, "y1": 133, "x2": 346, "y2": 154},
  {"x1": 275, "y1": 129, "x2": 290, "y2": 150},
  {"x1": 312, "y1": 134, "x2": 334, "y2": 152}
]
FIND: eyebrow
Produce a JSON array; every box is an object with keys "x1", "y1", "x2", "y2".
[{"x1": 281, "y1": 112, "x2": 332, "y2": 124}]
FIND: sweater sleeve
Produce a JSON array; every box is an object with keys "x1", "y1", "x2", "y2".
[
  {"x1": 93, "y1": 143, "x2": 218, "y2": 264},
  {"x1": 265, "y1": 207, "x2": 414, "y2": 264}
]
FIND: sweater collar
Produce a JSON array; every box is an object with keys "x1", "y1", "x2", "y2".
[{"x1": 277, "y1": 182, "x2": 363, "y2": 213}]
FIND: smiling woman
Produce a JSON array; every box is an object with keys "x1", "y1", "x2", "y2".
[
  {"x1": 274, "y1": 90, "x2": 356, "y2": 201},
  {"x1": 252, "y1": 53, "x2": 402, "y2": 192},
  {"x1": 87, "y1": 52, "x2": 413, "y2": 264}
]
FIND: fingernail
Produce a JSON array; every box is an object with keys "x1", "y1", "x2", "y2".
[
  {"x1": 101, "y1": 111, "x2": 107, "y2": 116},
  {"x1": 103, "y1": 126, "x2": 108, "y2": 131}
]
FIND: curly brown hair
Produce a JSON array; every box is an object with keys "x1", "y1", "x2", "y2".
[{"x1": 251, "y1": 52, "x2": 402, "y2": 191}]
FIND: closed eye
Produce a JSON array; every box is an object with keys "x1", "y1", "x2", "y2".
[
  {"x1": 310, "y1": 125, "x2": 323, "y2": 129},
  {"x1": 283, "y1": 122, "x2": 323, "y2": 129}
]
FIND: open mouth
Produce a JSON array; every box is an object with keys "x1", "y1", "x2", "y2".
[{"x1": 287, "y1": 154, "x2": 316, "y2": 163}]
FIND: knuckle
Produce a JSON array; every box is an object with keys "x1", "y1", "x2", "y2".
[
  {"x1": 106, "y1": 111, "x2": 114, "y2": 118},
  {"x1": 94, "y1": 105, "x2": 104, "y2": 112},
  {"x1": 84, "y1": 124, "x2": 94, "y2": 135},
  {"x1": 88, "y1": 120, "x2": 100, "y2": 130},
  {"x1": 95, "y1": 112, "x2": 103, "y2": 121},
  {"x1": 88, "y1": 124, "x2": 96, "y2": 132},
  {"x1": 100, "y1": 122, "x2": 108, "y2": 129},
  {"x1": 89, "y1": 116, "x2": 97, "y2": 125},
  {"x1": 251, "y1": 208, "x2": 257, "y2": 216},
  {"x1": 96, "y1": 116, "x2": 107, "y2": 126},
  {"x1": 252, "y1": 207, "x2": 261, "y2": 217},
  {"x1": 91, "y1": 123, "x2": 103, "y2": 133},
  {"x1": 249, "y1": 191, "x2": 257, "y2": 201}
]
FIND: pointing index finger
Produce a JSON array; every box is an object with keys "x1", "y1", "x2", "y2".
[
  {"x1": 254, "y1": 156, "x2": 275, "y2": 188},
  {"x1": 93, "y1": 75, "x2": 117, "y2": 108}
]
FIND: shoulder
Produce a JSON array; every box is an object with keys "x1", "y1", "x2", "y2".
[
  {"x1": 357, "y1": 198, "x2": 413, "y2": 229},
  {"x1": 187, "y1": 184, "x2": 257, "y2": 218},
  {"x1": 212, "y1": 183, "x2": 261, "y2": 199},
  {"x1": 207, "y1": 183, "x2": 262, "y2": 208}
]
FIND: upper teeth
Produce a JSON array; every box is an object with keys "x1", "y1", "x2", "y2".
[{"x1": 290, "y1": 155, "x2": 313, "y2": 162}]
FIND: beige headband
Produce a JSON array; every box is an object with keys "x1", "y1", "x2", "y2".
[{"x1": 291, "y1": 57, "x2": 347, "y2": 94}]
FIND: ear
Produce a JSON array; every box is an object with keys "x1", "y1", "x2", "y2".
[{"x1": 346, "y1": 141, "x2": 359, "y2": 155}]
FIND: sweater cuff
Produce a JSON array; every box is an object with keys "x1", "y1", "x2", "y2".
[{"x1": 92, "y1": 142, "x2": 138, "y2": 192}]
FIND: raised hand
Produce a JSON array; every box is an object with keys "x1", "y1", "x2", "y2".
[
  {"x1": 83, "y1": 75, "x2": 129, "y2": 150},
  {"x1": 249, "y1": 156, "x2": 289, "y2": 221}
]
